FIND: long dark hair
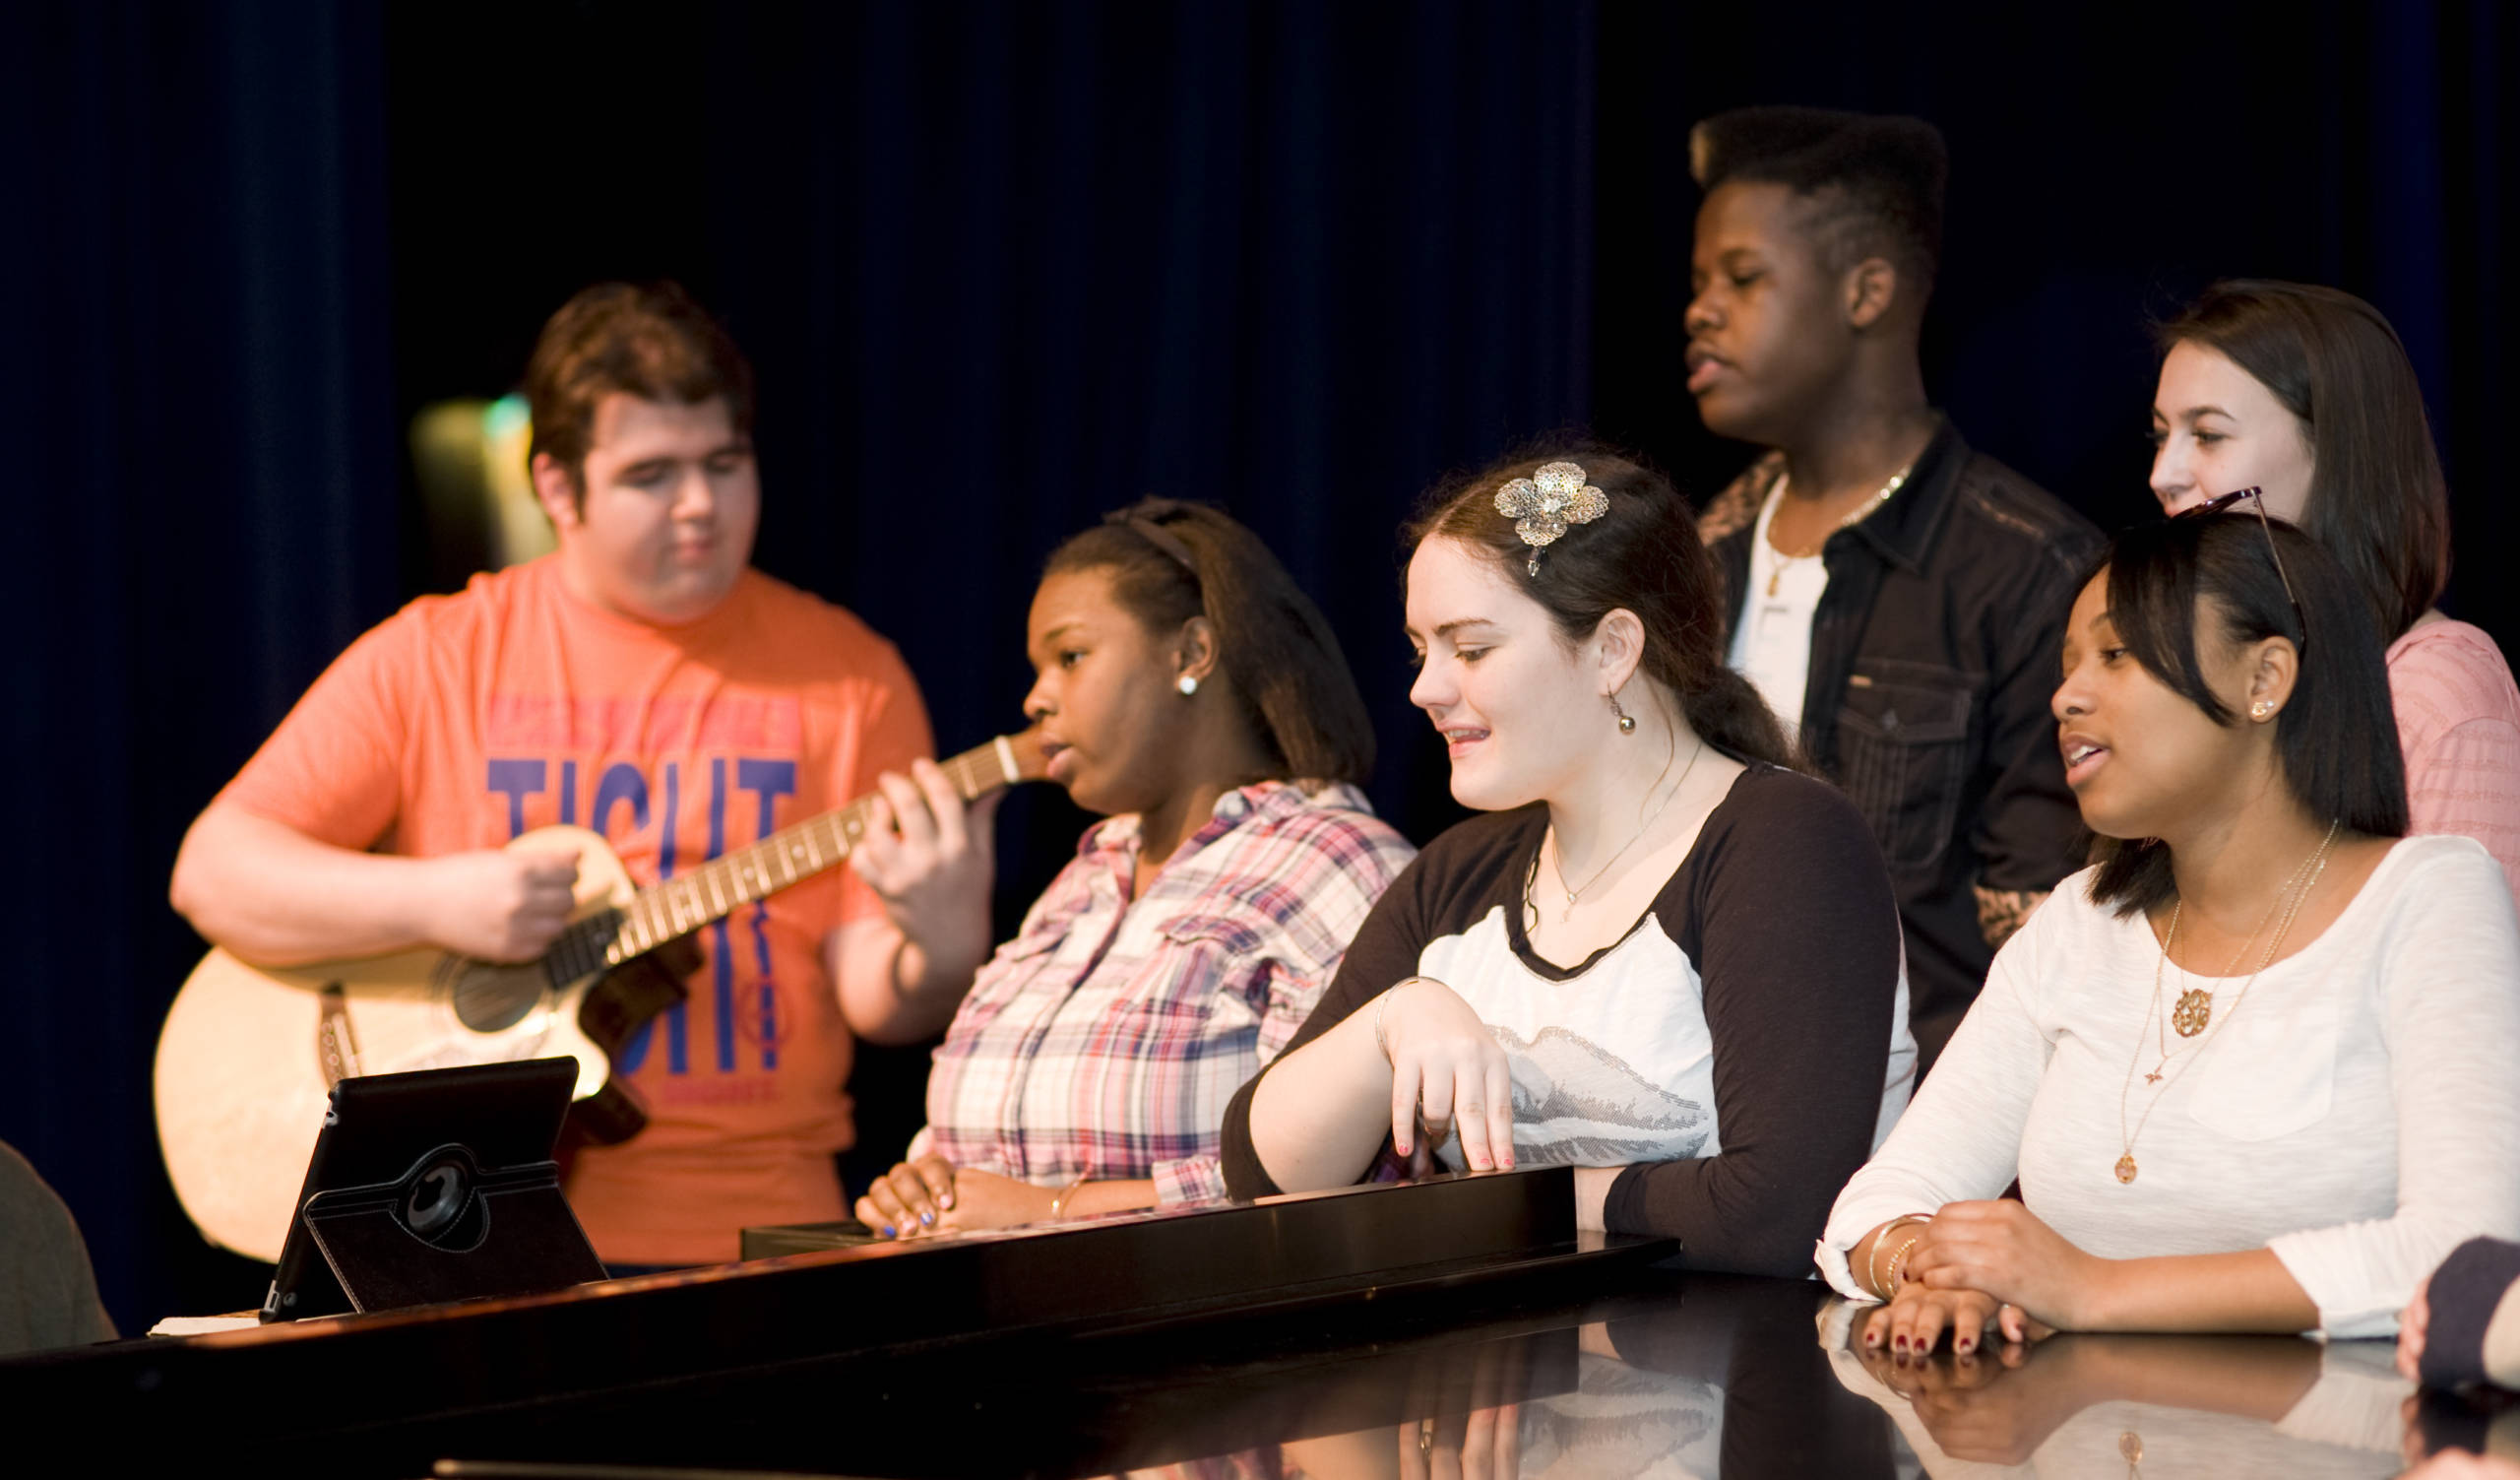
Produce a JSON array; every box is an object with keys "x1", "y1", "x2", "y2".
[
  {"x1": 1405, "y1": 442, "x2": 1799, "y2": 771},
  {"x1": 2085, "y1": 512, "x2": 2408, "y2": 916},
  {"x1": 1043, "y1": 499, "x2": 1375, "y2": 785},
  {"x1": 2156, "y1": 280, "x2": 2450, "y2": 641}
]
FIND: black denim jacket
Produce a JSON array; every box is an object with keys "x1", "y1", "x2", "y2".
[{"x1": 1699, "y1": 418, "x2": 2104, "y2": 1075}]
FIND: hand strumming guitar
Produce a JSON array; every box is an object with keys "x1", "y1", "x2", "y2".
[{"x1": 416, "y1": 848, "x2": 582, "y2": 963}]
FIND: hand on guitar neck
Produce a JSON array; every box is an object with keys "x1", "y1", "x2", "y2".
[{"x1": 837, "y1": 757, "x2": 1006, "y2": 1039}]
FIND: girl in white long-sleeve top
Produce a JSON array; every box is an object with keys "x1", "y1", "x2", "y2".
[{"x1": 1820, "y1": 502, "x2": 2520, "y2": 1353}]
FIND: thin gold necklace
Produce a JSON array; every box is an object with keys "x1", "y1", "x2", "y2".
[
  {"x1": 1763, "y1": 463, "x2": 1915, "y2": 597},
  {"x1": 2160, "y1": 827, "x2": 2333, "y2": 1052},
  {"x1": 2114, "y1": 821, "x2": 2339, "y2": 1184},
  {"x1": 1533, "y1": 740, "x2": 1705, "y2": 926}
]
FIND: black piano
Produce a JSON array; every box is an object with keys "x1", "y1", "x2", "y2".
[{"x1": 10, "y1": 1167, "x2": 2442, "y2": 1476}]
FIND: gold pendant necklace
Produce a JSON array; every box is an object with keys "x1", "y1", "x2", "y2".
[
  {"x1": 2113, "y1": 820, "x2": 2340, "y2": 1183},
  {"x1": 2169, "y1": 981, "x2": 2215, "y2": 1038},
  {"x1": 2166, "y1": 824, "x2": 2334, "y2": 1040}
]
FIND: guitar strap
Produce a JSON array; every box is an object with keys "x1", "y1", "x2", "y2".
[
  {"x1": 316, "y1": 983, "x2": 363, "y2": 1089},
  {"x1": 565, "y1": 935, "x2": 701, "y2": 1144}
]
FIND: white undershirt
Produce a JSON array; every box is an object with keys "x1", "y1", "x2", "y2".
[{"x1": 1729, "y1": 475, "x2": 1828, "y2": 738}]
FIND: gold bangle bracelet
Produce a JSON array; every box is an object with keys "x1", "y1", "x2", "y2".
[
  {"x1": 1866, "y1": 1214, "x2": 1933, "y2": 1298},
  {"x1": 1048, "y1": 1175, "x2": 1090, "y2": 1221}
]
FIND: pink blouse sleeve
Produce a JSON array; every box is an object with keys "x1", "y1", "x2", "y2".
[{"x1": 2390, "y1": 621, "x2": 2520, "y2": 919}]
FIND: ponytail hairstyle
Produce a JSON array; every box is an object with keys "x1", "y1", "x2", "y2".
[
  {"x1": 1405, "y1": 442, "x2": 1800, "y2": 771},
  {"x1": 1042, "y1": 499, "x2": 1376, "y2": 785}
]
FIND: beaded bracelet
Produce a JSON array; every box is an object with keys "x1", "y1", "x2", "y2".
[{"x1": 1884, "y1": 1234, "x2": 1925, "y2": 1292}]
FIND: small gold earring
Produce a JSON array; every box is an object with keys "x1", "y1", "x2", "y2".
[
  {"x1": 1606, "y1": 692, "x2": 1636, "y2": 735},
  {"x1": 2249, "y1": 699, "x2": 2274, "y2": 720}
]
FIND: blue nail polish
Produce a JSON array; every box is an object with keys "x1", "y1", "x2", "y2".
[
  {"x1": 920, "y1": 1210, "x2": 934, "y2": 1227},
  {"x1": 881, "y1": 1225, "x2": 896, "y2": 1238}
]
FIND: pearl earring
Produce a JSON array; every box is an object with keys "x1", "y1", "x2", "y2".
[
  {"x1": 1606, "y1": 691, "x2": 1636, "y2": 735},
  {"x1": 1177, "y1": 675, "x2": 1199, "y2": 697}
]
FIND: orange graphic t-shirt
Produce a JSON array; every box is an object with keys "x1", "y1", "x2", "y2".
[{"x1": 221, "y1": 555, "x2": 931, "y2": 1264}]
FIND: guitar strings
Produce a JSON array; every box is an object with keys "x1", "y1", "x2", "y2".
[{"x1": 598, "y1": 740, "x2": 1017, "y2": 965}]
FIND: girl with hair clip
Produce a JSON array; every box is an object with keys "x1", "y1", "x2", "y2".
[
  {"x1": 2151, "y1": 280, "x2": 2520, "y2": 910},
  {"x1": 1218, "y1": 449, "x2": 1918, "y2": 1277},
  {"x1": 851, "y1": 500, "x2": 1416, "y2": 1239},
  {"x1": 1824, "y1": 510, "x2": 2520, "y2": 1353}
]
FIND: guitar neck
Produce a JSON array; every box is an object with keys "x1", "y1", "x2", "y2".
[{"x1": 596, "y1": 735, "x2": 1036, "y2": 967}]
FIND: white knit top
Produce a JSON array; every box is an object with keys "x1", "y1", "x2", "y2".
[{"x1": 1819, "y1": 835, "x2": 2520, "y2": 1337}]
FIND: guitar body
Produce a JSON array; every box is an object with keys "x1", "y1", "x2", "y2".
[{"x1": 155, "y1": 825, "x2": 657, "y2": 1262}]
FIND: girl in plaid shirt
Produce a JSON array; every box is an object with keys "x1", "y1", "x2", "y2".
[{"x1": 853, "y1": 501, "x2": 1415, "y2": 1239}]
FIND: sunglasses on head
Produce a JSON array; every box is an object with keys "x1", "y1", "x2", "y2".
[{"x1": 2173, "y1": 486, "x2": 2307, "y2": 650}]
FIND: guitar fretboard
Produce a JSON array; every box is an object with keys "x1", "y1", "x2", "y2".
[{"x1": 539, "y1": 739, "x2": 1027, "y2": 985}]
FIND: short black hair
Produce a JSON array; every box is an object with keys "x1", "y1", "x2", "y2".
[
  {"x1": 1045, "y1": 499, "x2": 1377, "y2": 786},
  {"x1": 2084, "y1": 512, "x2": 2408, "y2": 917},
  {"x1": 1690, "y1": 105, "x2": 1948, "y2": 295}
]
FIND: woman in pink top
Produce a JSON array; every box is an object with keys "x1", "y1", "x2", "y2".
[{"x1": 2149, "y1": 280, "x2": 2520, "y2": 911}]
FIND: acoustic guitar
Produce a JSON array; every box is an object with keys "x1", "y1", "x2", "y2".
[{"x1": 157, "y1": 729, "x2": 1048, "y2": 1261}]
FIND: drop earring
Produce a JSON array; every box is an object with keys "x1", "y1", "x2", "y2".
[
  {"x1": 1606, "y1": 691, "x2": 1636, "y2": 735},
  {"x1": 1177, "y1": 675, "x2": 1200, "y2": 697}
]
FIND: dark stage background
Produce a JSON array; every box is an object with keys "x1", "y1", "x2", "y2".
[{"x1": 3, "y1": 0, "x2": 2510, "y2": 1335}]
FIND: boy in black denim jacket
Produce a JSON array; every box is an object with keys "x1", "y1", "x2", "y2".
[{"x1": 1682, "y1": 106, "x2": 2101, "y2": 1076}]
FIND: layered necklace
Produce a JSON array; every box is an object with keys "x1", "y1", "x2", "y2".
[
  {"x1": 2113, "y1": 819, "x2": 2341, "y2": 1185},
  {"x1": 1763, "y1": 462, "x2": 1916, "y2": 598},
  {"x1": 1526, "y1": 740, "x2": 1706, "y2": 928}
]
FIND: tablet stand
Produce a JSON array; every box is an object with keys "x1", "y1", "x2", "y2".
[{"x1": 294, "y1": 1145, "x2": 605, "y2": 1316}]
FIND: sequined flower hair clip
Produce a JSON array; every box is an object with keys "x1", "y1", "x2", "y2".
[{"x1": 1494, "y1": 461, "x2": 1608, "y2": 576}]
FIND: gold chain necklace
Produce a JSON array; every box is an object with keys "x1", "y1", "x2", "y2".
[
  {"x1": 1763, "y1": 464, "x2": 1915, "y2": 597},
  {"x1": 2114, "y1": 821, "x2": 2340, "y2": 1184},
  {"x1": 2162, "y1": 826, "x2": 2334, "y2": 1046},
  {"x1": 1530, "y1": 741, "x2": 1704, "y2": 926}
]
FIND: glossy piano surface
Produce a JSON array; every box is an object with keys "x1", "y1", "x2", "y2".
[{"x1": 17, "y1": 1165, "x2": 2478, "y2": 1476}]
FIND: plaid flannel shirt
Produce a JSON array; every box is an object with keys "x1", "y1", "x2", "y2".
[{"x1": 924, "y1": 779, "x2": 1415, "y2": 1204}]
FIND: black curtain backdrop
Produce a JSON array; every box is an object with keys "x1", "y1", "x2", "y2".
[
  {"x1": 3, "y1": 0, "x2": 2510, "y2": 1335},
  {"x1": 1, "y1": 1, "x2": 398, "y2": 1332}
]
